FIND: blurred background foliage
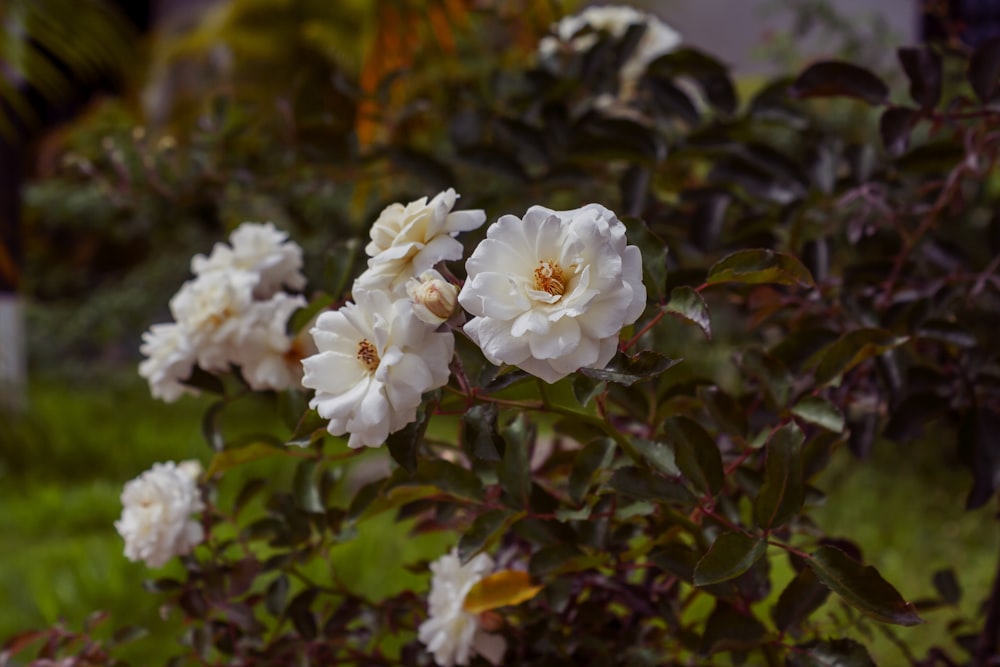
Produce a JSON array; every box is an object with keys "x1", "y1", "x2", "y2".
[{"x1": 5, "y1": 0, "x2": 1000, "y2": 664}]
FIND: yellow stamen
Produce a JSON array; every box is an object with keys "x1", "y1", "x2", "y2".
[
  {"x1": 357, "y1": 339, "x2": 380, "y2": 371},
  {"x1": 534, "y1": 259, "x2": 566, "y2": 296}
]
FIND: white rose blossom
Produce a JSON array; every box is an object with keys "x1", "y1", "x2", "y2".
[
  {"x1": 459, "y1": 203, "x2": 646, "y2": 384},
  {"x1": 538, "y1": 5, "x2": 681, "y2": 101},
  {"x1": 232, "y1": 293, "x2": 313, "y2": 392},
  {"x1": 354, "y1": 188, "x2": 486, "y2": 294},
  {"x1": 301, "y1": 289, "x2": 454, "y2": 448},
  {"x1": 406, "y1": 269, "x2": 460, "y2": 326},
  {"x1": 138, "y1": 322, "x2": 198, "y2": 403},
  {"x1": 115, "y1": 460, "x2": 205, "y2": 569},
  {"x1": 191, "y1": 221, "x2": 307, "y2": 298},
  {"x1": 418, "y1": 549, "x2": 506, "y2": 667}
]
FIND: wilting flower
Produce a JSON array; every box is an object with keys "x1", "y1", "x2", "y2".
[
  {"x1": 354, "y1": 189, "x2": 486, "y2": 294},
  {"x1": 115, "y1": 460, "x2": 205, "y2": 568},
  {"x1": 406, "y1": 269, "x2": 460, "y2": 326},
  {"x1": 191, "y1": 221, "x2": 306, "y2": 298},
  {"x1": 538, "y1": 4, "x2": 681, "y2": 100},
  {"x1": 418, "y1": 550, "x2": 506, "y2": 667},
  {"x1": 459, "y1": 203, "x2": 646, "y2": 383},
  {"x1": 138, "y1": 322, "x2": 198, "y2": 403},
  {"x1": 301, "y1": 289, "x2": 454, "y2": 448},
  {"x1": 233, "y1": 293, "x2": 312, "y2": 392}
]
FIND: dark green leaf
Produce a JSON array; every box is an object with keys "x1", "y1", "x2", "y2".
[
  {"x1": 289, "y1": 292, "x2": 334, "y2": 334},
  {"x1": 580, "y1": 351, "x2": 680, "y2": 386},
  {"x1": 739, "y1": 348, "x2": 792, "y2": 407},
  {"x1": 201, "y1": 400, "x2": 227, "y2": 451},
  {"x1": 932, "y1": 568, "x2": 961, "y2": 605},
  {"x1": 265, "y1": 575, "x2": 289, "y2": 617},
  {"x1": 110, "y1": 625, "x2": 148, "y2": 646},
  {"x1": 663, "y1": 416, "x2": 724, "y2": 496},
  {"x1": 346, "y1": 479, "x2": 383, "y2": 522},
  {"x1": 693, "y1": 532, "x2": 766, "y2": 586},
  {"x1": 206, "y1": 441, "x2": 285, "y2": 478},
  {"x1": 287, "y1": 409, "x2": 327, "y2": 448},
  {"x1": 647, "y1": 48, "x2": 737, "y2": 114},
  {"x1": 387, "y1": 406, "x2": 428, "y2": 473},
  {"x1": 463, "y1": 403, "x2": 505, "y2": 462},
  {"x1": 287, "y1": 589, "x2": 318, "y2": 640},
  {"x1": 646, "y1": 78, "x2": 701, "y2": 125},
  {"x1": 569, "y1": 438, "x2": 615, "y2": 504},
  {"x1": 234, "y1": 478, "x2": 267, "y2": 515},
  {"x1": 663, "y1": 286, "x2": 711, "y2": 339},
  {"x1": 632, "y1": 438, "x2": 680, "y2": 476},
  {"x1": 754, "y1": 423, "x2": 805, "y2": 530},
  {"x1": 792, "y1": 396, "x2": 846, "y2": 433},
  {"x1": 706, "y1": 249, "x2": 815, "y2": 288},
  {"x1": 608, "y1": 466, "x2": 696, "y2": 505},
  {"x1": 415, "y1": 460, "x2": 485, "y2": 502},
  {"x1": 698, "y1": 386, "x2": 748, "y2": 438},
  {"x1": 794, "y1": 638, "x2": 876, "y2": 667},
  {"x1": 959, "y1": 406, "x2": 1000, "y2": 509},
  {"x1": 699, "y1": 602, "x2": 767, "y2": 654},
  {"x1": 813, "y1": 328, "x2": 908, "y2": 386},
  {"x1": 807, "y1": 545, "x2": 924, "y2": 626},
  {"x1": 293, "y1": 459, "x2": 324, "y2": 514},
  {"x1": 772, "y1": 566, "x2": 830, "y2": 632},
  {"x1": 529, "y1": 544, "x2": 587, "y2": 577},
  {"x1": 622, "y1": 216, "x2": 668, "y2": 302},
  {"x1": 790, "y1": 61, "x2": 889, "y2": 105},
  {"x1": 898, "y1": 46, "x2": 942, "y2": 108},
  {"x1": 459, "y1": 510, "x2": 518, "y2": 564},
  {"x1": 968, "y1": 37, "x2": 1000, "y2": 103},
  {"x1": 500, "y1": 415, "x2": 532, "y2": 508},
  {"x1": 650, "y1": 542, "x2": 700, "y2": 583},
  {"x1": 880, "y1": 106, "x2": 918, "y2": 157},
  {"x1": 572, "y1": 374, "x2": 606, "y2": 407},
  {"x1": 181, "y1": 365, "x2": 225, "y2": 395}
]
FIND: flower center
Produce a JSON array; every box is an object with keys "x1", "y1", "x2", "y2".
[
  {"x1": 533, "y1": 259, "x2": 566, "y2": 296},
  {"x1": 356, "y1": 339, "x2": 380, "y2": 372}
]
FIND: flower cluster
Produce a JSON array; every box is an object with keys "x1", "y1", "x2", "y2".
[
  {"x1": 114, "y1": 460, "x2": 204, "y2": 568},
  {"x1": 418, "y1": 550, "x2": 507, "y2": 667},
  {"x1": 139, "y1": 222, "x2": 311, "y2": 400},
  {"x1": 538, "y1": 4, "x2": 681, "y2": 102}
]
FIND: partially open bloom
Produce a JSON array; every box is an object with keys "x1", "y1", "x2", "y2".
[
  {"x1": 459, "y1": 204, "x2": 646, "y2": 383},
  {"x1": 191, "y1": 221, "x2": 306, "y2": 298},
  {"x1": 406, "y1": 269, "x2": 460, "y2": 326},
  {"x1": 354, "y1": 189, "x2": 486, "y2": 294},
  {"x1": 418, "y1": 550, "x2": 506, "y2": 667},
  {"x1": 301, "y1": 289, "x2": 454, "y2": 448},
  {"x1": 138, "y1": 322, "x2": 198, "y2": 402},
  {"x1": 115, "y1": 460, "x2": 205, "y2": 568},
  {"x1": 538, "y1": 5, "x2": 681, "y2": 100}
]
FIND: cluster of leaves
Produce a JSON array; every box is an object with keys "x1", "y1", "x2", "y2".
[{"x1": 12, "y1": 3, "x2": 1000, "y2": 666}]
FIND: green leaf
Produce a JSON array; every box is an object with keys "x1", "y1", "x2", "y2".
[
  {"x1": 500, "y1": 415, "x2": 532, "y2": 508},
  {"x1": 289, "y1": 291, "x2": 334, "y2": 334},
  {"x1": 880, "y1": 106, "x2": 918, "y2": 156},
  {"x1": 459, "y1": 510, "x2": 519, "y2": 563},
  {"x1": 386, "y1": 406, "x2": 428, "y2": 473},
  {"x1": 772, "y1": 566, "x2": 830, "y2": 632},
  {"x1": 580, "y1": 351, "x2": 680, "y2": 386},
  {"x1": 739, "y1": 348, "x2": 792, "y2": 408},
  {"x1": 234, "y1": 478, "x2": 267, "y2": 515},
  {"x1": 813, "y1": 328, "x2": 908, "y2": 386},
  {"x1": 790, "y1": 61, "x2": 889, "y2": 105},
  {"x1": 206, "y1": 441, "x2": 285, "y2": 478},
  {"x1": 293, "y1": 459, "x2": 324, "y2": 514},
  {"x1": 201, "y1": 400, "x2": 227, "y2": 451},
  {"x1": 706, "y1": 249, "x2": 815, "y2": 288},
  {"x1": 663, "y1": 286, "x2": 711, "y2": 339},
  {"x1": 792, "y1": 396, "x2": 846, "y2": 433},
  {"x1": 632, "y1": 438, "x2": 680, "y2": 476},
  {"x1": 608, "y1": 466, "x2": 696, "y2": 505},
  {"x1": 463, "y1": 403, "x2": 505, "y2": 462},
  {"x1": 572, "y1": 374, "x2": 606, "y2": 407},
  {"x1": 415, "y1": 460, "x2": 484, "y2": 502},
  {"x1": 182, "y1": 365, "x2": 226, "y2": 395},
  {"x1": 699, "y1": 602, "x2": 767, "y2": 654},
  {"x1": 265, "y1": 575, "x2": 289, "y2": 618},
  {"x1": 569, "y1": 438, "x2": 615, "y2": 504},
  {"x1": 650, "y1": 542, "x2": 700, "y2": 583},
  {"x1": 807, "y1": 545, "x2": 924, "y2": 626},
  {"x1": 663, "y1": 417, "x2": 724, "y2": 496},
  {"x1": 932, "y1": 568, "x2": 961, "y2": 605},
  {"x1": 794, "y1": 639, "x2": 876, "y2": 667},
  {"x1": 110, "y1": 625, "x2": 148, "y2": 646},
  {"x1": 693, "y1": 532, "x2": 767, "y2": 586},
  {"x1": 898, "y1": 46, "x2": 942, "y2": 109},
  {"x1": 698, "y1": 386, "x2": 748, "y2": 437},
  {"x1": 287, "y1": 409, "x2": 327, "y2": 448},
  {"x1": 623, "y1": 217, "x2": 667, "y2": 302},
  {"x1": 753, "y1": 423, "x2": 805, "y2": 530},
  {"x1": 968, "y1": 37, "x2": 1000, "y2": 103}
]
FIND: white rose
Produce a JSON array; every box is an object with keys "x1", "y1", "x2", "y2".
[
  {"x1": 459, "y1": 203, "x2": 646, "y2": 384},
  {"x1": 354, "y1": 188, "x2": 486, "y2": 294},
  {"x1": 138, "y1": 322, "x2": 198, "y2": 403},
  {"x1": 192, "y1": 221, "x2": 306, "y2": 298},
  {"x1": 232, "y1": 292, "x2": 312, "y2": 392},
  {"x1": 406, "y1": 269, "x2": 460, "y2": 326},
  {"x1": 418, "y1": 549, "x2": 506, "y2": 667},
  {"x1": 169, "y1": 269, "x2": 257, "y2": 371},
  {"x1": 301, "y1": 289, "x2": 454, "y2": 448},
  {"x1": 115, "y1": 460, "x2": 205, "y2": 568},
  {"x1": 540, "y1": 5, "x2": 682, "y2": 101}
]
